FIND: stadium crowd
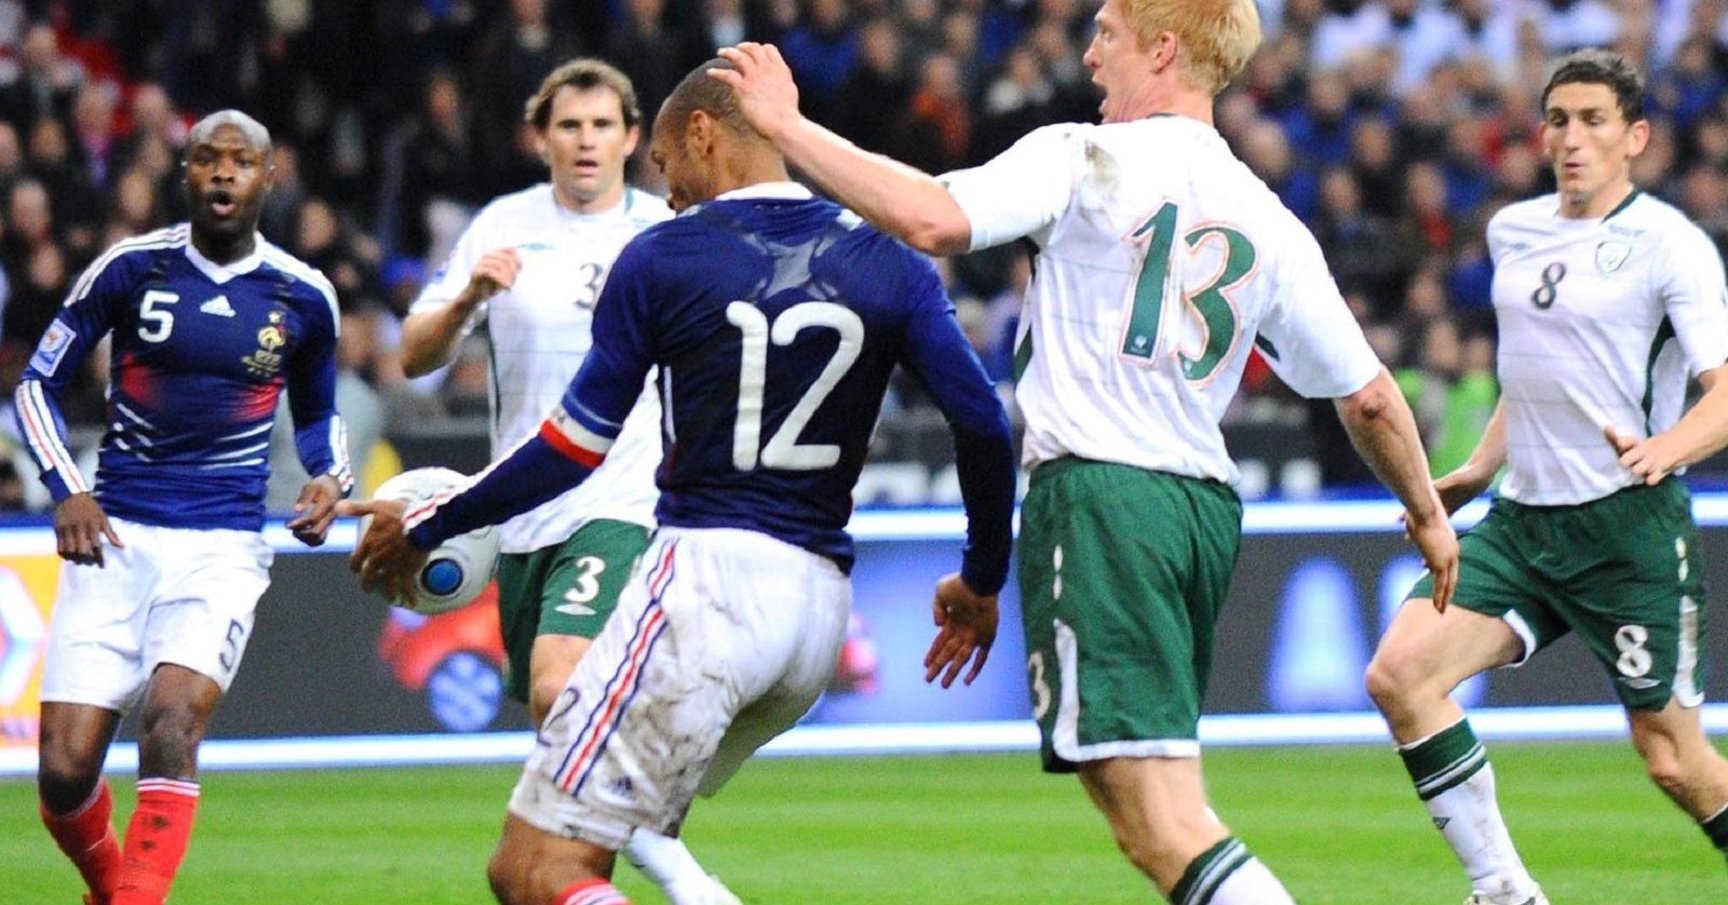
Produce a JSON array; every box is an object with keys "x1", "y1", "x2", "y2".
[{"x1": 0, "y1": 0, "x2": 1722, "y2": 508}]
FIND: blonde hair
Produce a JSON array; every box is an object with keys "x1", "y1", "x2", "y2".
[{"x1": 1121, "y1": 0, "x2": 1261, "y2": 95}]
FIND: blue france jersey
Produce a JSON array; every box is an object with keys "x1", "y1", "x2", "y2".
[
  {"x1": 15, "y1": 225, "x2": 352, "y2": 531},
  {"x1": 554, "y1": 187, "x2": 1011, "y2": 569}
]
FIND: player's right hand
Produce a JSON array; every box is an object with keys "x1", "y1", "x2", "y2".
[
  {"x1": 1404, "y1": 508, "x2": 1459, "y2": 614},
  {"x1": 709, "y1": 43, "x2": 802, "y2": 140},
  {"x1": 54, "y1": 492, "x2": 122, "y2": 567},
  {"x1": 462, "y1": 248, "x2": 522, "y2": 308}
]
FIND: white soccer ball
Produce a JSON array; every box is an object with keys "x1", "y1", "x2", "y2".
[{"x1": 364, "y1": 466, "x2": 500, "y2": 615}]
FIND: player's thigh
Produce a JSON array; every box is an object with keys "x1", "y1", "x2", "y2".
[
  {"x1": 143, "y1": 527, "x2": 273, "y2": 692},
  {"x1": 699, "y1": 548, "x2": 850, "y2": 796},
  {"x1": 497, "y1": 521, "x2": 650, "y2": 703},
  {"x1": 511, "y1": 529, "x2": 840, "y2": 847},
  {"x1": 1020, "y1": 460, "x2": 1241, "y2": 772},
  {"x1": 1552, "y1": 481, "x2": 1706, "y2": 712},
  {"x1": 1400, "y1": 501, "x2": 1567, "y2": 669},
  {"x1": 40, "y1": 519, "x2": 161, "y2": 711}
]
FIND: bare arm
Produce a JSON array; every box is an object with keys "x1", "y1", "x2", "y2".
[
  {"x1": 1607, "y1": 364, "x2": 1728, "y2": 484},
  {"x1": 1434, "y1": 400, "x2": 1507, "y2": 514},
  {"x1": 1335, "y1": 367, "x2": 1459, "y2": 611},
  {"x1": 399, "y1": 248, "x2": 521, "y2": 377},
  {"x1": 710, "y1": 43, "x2": 973, "y2": 256}
]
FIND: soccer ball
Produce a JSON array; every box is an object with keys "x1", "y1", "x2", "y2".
[{"x1": 364, "y1": 467, "x2": 500, "y2": 615}]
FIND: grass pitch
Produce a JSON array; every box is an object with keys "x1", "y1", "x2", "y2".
[{"x1": 2, "y1": 742, "x2": 1723, "y2": 903}]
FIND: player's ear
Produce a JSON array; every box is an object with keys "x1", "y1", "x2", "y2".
[
  {"x1": 623, "y1": 122, "x2": 641, "y2": 157},
  {"x1": 1627, "y1": 117, "x2": 1651, "y2": 158},
  {"x1": 690, "y1": 109, "x2": 715, "y2": 154}
]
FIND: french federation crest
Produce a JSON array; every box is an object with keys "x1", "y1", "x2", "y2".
[
  {"x1": 243, "y1": 310, "x2": 288, "y2": 377},
  {"x1": 1595, "y1": 240, "x2": 1631, "y2": 274}
]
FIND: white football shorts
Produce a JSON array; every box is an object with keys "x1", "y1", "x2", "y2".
[
  {"x1": 508, "y1": 526, "x2": 851, "y2": 850},
  {"x1": 40, "y1": 516, "x2": 274, "y2": 710}
]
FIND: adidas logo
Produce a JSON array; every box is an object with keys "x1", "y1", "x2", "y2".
[
  {"x1": 200, "y1": 295, "x2": 236, "y2": 317},
  {"x1": 1432, "y1": 816, "x2": 1452, "y2": 830}
]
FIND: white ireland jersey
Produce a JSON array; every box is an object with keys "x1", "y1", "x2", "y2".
[
  {"x1": 940, "y1": 117, "x2": 1381, "y2": 483},
  {"x1": 414, "y1": 185, "x2": 673, "y2": 552},
  {"x1": 1488, "y1": 191, "x2": 1728, "y2": 505}
]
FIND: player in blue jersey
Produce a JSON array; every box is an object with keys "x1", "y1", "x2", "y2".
[
  {"x1": 343, "y1": 60, "x2": 1017, "y2": 905},
  {"x1": 21, "y1": 110, "x2": 351, "y2": 905}
]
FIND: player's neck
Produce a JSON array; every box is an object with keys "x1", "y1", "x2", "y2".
[
  {"x1": 711, "y1": 161, "x2": 793, "y2": 198},
  {"x1": 1113, "y1": 88, "x2": 1214, "y2": 127},
  {"x1": 554, "y1": 182, "x2": 626, "y2": 216},
  {"x1": 1559, "y1": 180, "x2": 1636, "y2": 220},
  {"x1": 190, "y1": 230, "x2": 256, "y2": 265}
]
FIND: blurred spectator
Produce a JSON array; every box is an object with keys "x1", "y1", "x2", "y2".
[
  {"x1": 606, "y1": 0, "x2": 713, "y2": 134},
  {"x1": 781, "y1": 0, "x2": 857, "y2": 123},
  {"x1": 894, "y1": 52, "x2": 971, "y2": 175},
  {"x1": 68, "y1": 80, "x2": 117, "y2": 191},
  {"x1": 834, "y1": 16, "x2": 910, "y2": 152},
  {"x1": 1239, "y1": 117, "x2": 1320, "y2": 222},
  {"x1": 0, "y1": 24, "x2": 79, "y2": 137},
  {"x1": 382, "y1": 67, "x2": 481, "y2": 260}
]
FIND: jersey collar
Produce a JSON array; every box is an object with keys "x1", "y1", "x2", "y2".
[
  {"x1": 183, "y1": 233, "x2": 265, "y2": 284},
  {"x1": 714, "y1": 182, "x2": 813, "y2": 202}
]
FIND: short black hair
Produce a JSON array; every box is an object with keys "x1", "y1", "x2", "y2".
[
  {"x1": 658, "y1": 58, "x2": 751, "y2": 135},
  {"x1": 1542, "y1": 49, "x2": 1645, "y2": 124}
]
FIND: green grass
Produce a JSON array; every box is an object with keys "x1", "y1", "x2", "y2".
[{"x1": 2, "y1": 743, "x2": 1724, "y2": 903}]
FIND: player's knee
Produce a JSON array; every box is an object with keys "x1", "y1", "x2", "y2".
[
  {"x1": 1364, "y1": 651, "x2": 1421, "y2": 712},
  {"x1": 135, "y1": 699, "x2": 208, "y2": 773},
  {"x1": 528, "y1": 677, "x2": 564, "y2": 728},
  {"x1": 36, "y1": 751, "x2": 101, "y2": 814},
  {"x1": 1642, "y1": 744, "x2": 1692, "y2": 799}
]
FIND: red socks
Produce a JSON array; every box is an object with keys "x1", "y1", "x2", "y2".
[
  {"x1": 111, "y1": 778, "x2": 201, "y2": 905},
  {"x1": 554, "y1": 878, "x2": 632, "y2": 905},
  {"x1": 40, "y1": 779, "x2": 122, "y2": 904}
]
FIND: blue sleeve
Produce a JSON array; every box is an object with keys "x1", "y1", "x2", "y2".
[
  {"x1": 406, "y1": 432, "x2": 595, "y2": 549},
  {"x1": 285, "y1": 286, "x2": 353, "y2": 495},
  {"x1": 13, "y1": 253, "x2": 134, "y2": 501},
  {"x1": 404, "y1": 240, "x2": 661, "y2": 549},
  {"x1": 894, "y1": 255, "x2": 1016, "y2": 594}
]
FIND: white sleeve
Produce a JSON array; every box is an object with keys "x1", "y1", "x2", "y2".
[
  {"x1": 1657, "y1": 221, "x2": 1728, "y2": 376},
  {"x1": 939, "y1": 124, "x2": 1081, "y2": 252},
  {"x1": 1255, "y1": 225, "x2": 1382, "y2": 398},
  {"x1": 410, "y1": 206, "x2": 491, "y2": 330}
]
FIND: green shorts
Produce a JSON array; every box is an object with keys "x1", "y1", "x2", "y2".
[
  {"x1": 494, "y1": 519, "x2": 651, "y2": 704},
  {"x1": 1018, "y1": 458, "x2": 1243, "y2": 772},
  {"x1": 1409, "y1": 480, "x2": 1706, "y2": 711}
]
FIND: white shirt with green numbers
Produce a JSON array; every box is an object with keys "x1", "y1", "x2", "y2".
[
  {"x1": 939, "y1": 116, "x2": 1383, "y2": 484},
  {"x1": 413, "y1": 185, "x2": 673, "y2": 553},
  {"x1": 1488, "y1": 191, "x2": 1728, "y2": 506}
]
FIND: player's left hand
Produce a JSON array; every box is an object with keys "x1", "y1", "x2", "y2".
[
  {"x1": 336, "y1": 497, "x2": 427, "y2": 607},
  {"x1": 924, "y1": 573, "x2": 999, "y2": 688},
  {"x1": 1606, "y1": 424, "x2": 1684, "y2": 485},
  {"x1": 286, "y1": 474, "x2": 343, "y2": 547}
]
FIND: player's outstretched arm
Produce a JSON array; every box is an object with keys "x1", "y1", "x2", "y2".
[
  {"x1": 400, "y1": 248, "x2": 521, "y2": 377},
  {"x1": 1607, "y1": 364, "x2": 1728, "y2": 485},
  {"x1": 710, "y1": 44, "x2": 973, "y2": 256},
  {"x1": 1336, "y1": 367, "x2": 1459, "y2": 612}
]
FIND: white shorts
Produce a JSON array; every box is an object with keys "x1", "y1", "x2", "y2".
[
  {"x1": 40, "y1": 516, "x2": 274, "y2": 710},
  {"x1": 508, "y1": 526, "x2": 851, "y2": 850}
]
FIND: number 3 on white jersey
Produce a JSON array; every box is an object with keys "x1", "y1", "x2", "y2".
[{"x1": 726, "y1": 300, "x2": 864, "y2": 471}]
